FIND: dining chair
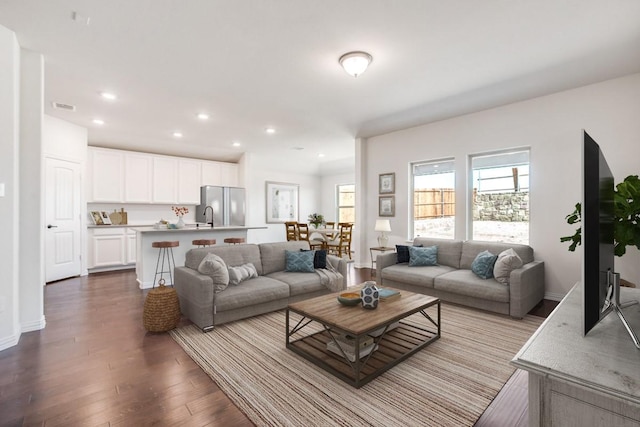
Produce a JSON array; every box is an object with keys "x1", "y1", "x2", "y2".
[
  {"x1": 324, "y1": 221, "x2": 337, "y2": 240},
  {"x1": 297, "y1": 223, "x2": 324, "y2": 249},
  {"x1": 326, "y1": 222, "x2": 353, "y2": 259},
  {"x1": 285, "y1": 221, "x2": 298, "y2": 241}
]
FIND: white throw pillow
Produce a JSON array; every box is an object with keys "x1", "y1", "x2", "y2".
[
  {"x1": 197, "y1": 253, "x2": 230, "y2": 292},
  {"x1": 493, "y1": 248, "x2": 523, "y2": 285},
  {"x1": 228, "y1": 263, "x2": 258, "y2": 285}
]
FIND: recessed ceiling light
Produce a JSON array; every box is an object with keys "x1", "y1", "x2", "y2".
[
  {"x1": 173, "y1": 131, "x2": 183, "y2": 138},
  {"x1": 100, "y1": 92, "x2": 117, "y2": 100},
  {"x1": 292, "y1": 147, "x2": 304, "y2": 151},
  {"x1": 197, "y1": 113, "x2": 209, "y2": 120},
  {"x1": 92, "y1": 119, "x2": 105, "y2": 125},
  {"x1": 232, "y1": 141, "x2": 241, "y2": 147},
  {"x1": 318, "y1": 153, "x2": 325, "y2": 158},
  {"x1": 265, "y1": 127, "x2": 276, "y2": 134}
]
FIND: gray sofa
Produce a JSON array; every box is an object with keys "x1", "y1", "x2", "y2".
[
  {"x1": 375, "y1": 237, "x2": 545, "y2": 318},
  {"x1": 174, "y1": 241, "x2": 348, "y2": 331}
]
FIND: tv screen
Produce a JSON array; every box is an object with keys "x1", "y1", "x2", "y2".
[{"x1": 582, "y1": 131, "x2": 615, "y2": 336}]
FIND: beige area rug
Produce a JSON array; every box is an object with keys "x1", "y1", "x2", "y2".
[{"x1": 170, "y1": 304, "x2": 542, "y2": 427}]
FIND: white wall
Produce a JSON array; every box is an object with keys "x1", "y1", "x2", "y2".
[
  {"x1": 242, "y1": 152, "x2": 323, "y2": 243},
  {"x1": 364, "y1": 73, "x2": 640, "y2": 300},
  {"x1": 19, "y1": 49, "x2": 45, "y2": 333},
  {"x1": 0, "y1": 25, "x2": 20, "y2": 350}
]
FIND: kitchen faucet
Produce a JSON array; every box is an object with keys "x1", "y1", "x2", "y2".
[{"x1": 203, "y1": 206, "x2": 214, "y2": 228}]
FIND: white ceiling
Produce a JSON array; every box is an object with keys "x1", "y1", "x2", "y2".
[{"x1": 2, "y1": 1, "x2": 640, "y2": 173}]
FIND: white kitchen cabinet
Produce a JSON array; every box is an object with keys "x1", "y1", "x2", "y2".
[
  {"x1": 220, "y1": 162, "x2": 239, "y2": 187},
  {"x1": 123, "y1": 152, "x2": 152, "y2": 203},
  {"x1": 88, "y1": 148, "x2": 123, "y2": 202},
  {"x1": 152, "y1": 156, "x2": 178, "y2": 204},
  {"x1": 201, "y1": 160, "x2": 221, "y2": 186},
  {"x1": 178, "y1": 159, "x2": 201, "y2": 204},
  {"x1": 88, "y1": 227, "x2": 136, "y2": 271}
]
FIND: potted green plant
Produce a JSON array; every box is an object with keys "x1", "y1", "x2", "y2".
[
  {"x1": 561, "y1": 175, "x2": 640, "y2": 257},
  {"x1": 308, "y1": 213, "x2": 325, "y2": 228}
]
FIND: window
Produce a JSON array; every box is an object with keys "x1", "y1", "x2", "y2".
[
  {"x1": 411, "y1": 159, "x2": 455, "y2": 239},
  {"x1": 337, "y1": 184, "x2": 355, "y2": 223},
  {"x1": 470, "y1": 150, "x2": 529, "y2": 244}
]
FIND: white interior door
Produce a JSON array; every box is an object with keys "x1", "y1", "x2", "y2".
[{"x1": 45, "y1": 157, "x2": 82, "y2": 282}]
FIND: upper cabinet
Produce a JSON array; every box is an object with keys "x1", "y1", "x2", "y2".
[
  {"x1": 178, "y1": 159, "x2": 202, "y2": 204},
  {"x1": 152, "y1": 156, "x2": 178, "y2": 204},
  {"x1": 88, "y1": 148, "x2": 123, "y2": 202},
  {"x1": 123, "y1": 152, "x2": 152, "y2": 203},
  {"x1": 87, "y1": 147, "x2": 238, "y2": 204}
]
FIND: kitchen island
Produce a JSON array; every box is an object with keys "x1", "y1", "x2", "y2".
[{"x1": 134, "y1": 225, "x2": 266, "y2": 289}]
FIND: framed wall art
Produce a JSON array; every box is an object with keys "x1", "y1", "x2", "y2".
[
  {"x1": 379, "y1": 172, "x2": 395, "y2": 194},
  {"x1": 379, "y1": 196, "x2": 395, "y2": 217},
  {"x1": 266, "y1": 181, "x2": 299, "y2": 223}
]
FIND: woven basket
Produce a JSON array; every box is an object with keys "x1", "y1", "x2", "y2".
[{"x1": 143, "y1": 284, "x2": 181, "y2": 332}]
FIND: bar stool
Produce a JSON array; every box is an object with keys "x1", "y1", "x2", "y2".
[
  {"x1": 224, "y1": 237, "x2": 245, "y2": 245},
  {"x1": 192, "y1": 239, "x2": 216, "y2": 247},
  {"x1": 151, "y1": 241, "x2": 179, "y2": 287}
]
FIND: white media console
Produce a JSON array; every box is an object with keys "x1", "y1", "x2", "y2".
[{"x1": 512, "y1": 283, "x2": 640, "y2": 426}]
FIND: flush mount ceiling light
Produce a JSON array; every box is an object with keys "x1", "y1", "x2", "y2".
[{"x1": 339, "y1": 51, "x2": 373, "y2": 77}]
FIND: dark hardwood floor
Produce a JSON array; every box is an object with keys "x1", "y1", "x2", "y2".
[{"x1": 0, "y1": 267, "x2": 557, "y2": 426}]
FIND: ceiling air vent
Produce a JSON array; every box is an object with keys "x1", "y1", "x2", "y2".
[{"x1": 51, "y1": 102, "x2": 76, "y2": 112}]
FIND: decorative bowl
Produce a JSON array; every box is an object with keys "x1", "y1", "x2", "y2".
[{"x1": 337, "y1": 292, "x2": 361, "y2": 306}]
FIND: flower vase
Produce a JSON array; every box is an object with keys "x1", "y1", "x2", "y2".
[
  {"x1": 360, "y1": 281, "x2": 379, "y2": 309},
  {"x1": 176, "y1": 216, "x2": 185, "y2": 229}
]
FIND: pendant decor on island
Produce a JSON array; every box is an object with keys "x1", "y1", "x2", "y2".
[{"x1": 360, "y1": 281, "x2": 379, "y2": 309}]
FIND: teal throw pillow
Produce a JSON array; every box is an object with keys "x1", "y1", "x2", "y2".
[
  {"x1": 471, "y1": 250, "x2": 498, "y2": 279},
  {"x1": 285, "y1": 250, "x2": 315, "y2": 273},
  {"x1": 408, "y1": 245, "x2": 438, "y2": 266}
]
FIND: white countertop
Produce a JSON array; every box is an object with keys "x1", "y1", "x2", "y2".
[{"x1": 132, "y1": 225, "x2": 266, "y2": 233}]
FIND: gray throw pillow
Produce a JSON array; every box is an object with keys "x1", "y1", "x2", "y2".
[
  {"x1": 493, "y1": 248, "x2": 523, "y2": 284},
  {"x1": 228, "y1": 263, "x2": 258, "y2": 285},
  {"x1": 197, "y1": 253, "x2": 230, "y2": 292},
  {"x1": 285, "y1": 250, "x2": 315, "y2": 273}
]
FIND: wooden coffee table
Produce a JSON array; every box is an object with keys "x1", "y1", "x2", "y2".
[{"x1": 286, "y1": 288, "x2": 440, "y2": 388}]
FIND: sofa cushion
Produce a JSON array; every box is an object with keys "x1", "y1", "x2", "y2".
[
  {"x1": 460, "y1": 241, "x2": 533, "y2": 270},
  {"x1": 413, "y1": 237, "x2": 462, "y2": 268},
  {"x1": 381, "y1": 264, "x2": 456, "y2": 289},
  {"x1": 493, "y1": 248, "x2": 523, "y2": 284},
  {"x1": 214, "y1": 276, "x2": 290, "y2": 312},
  {"x1": 285, "y1": 250, "x2": 315, "y2": 273},
  {"x1": 471, "y1": 250, "x2": 497, "y2": 279},
  {"x1": 259, "y1": 241, "x2": 310, "y2": 275},
  {"x1": 409, "y1": 245, "x2": 438, "y2": 266},
  {"x1": 185, "y1": 245, "x2": 264, "y2": 275},
  {"x1": 197, "y1": 253, "x2": 230, "y2": 292},
  {"x1": 434, "y1": 270, "x2": 509, "y2": 303},
  {"x1": 266, "y1": 271, "x2": 328, "y2": 296},
  {"x1": 228, "y1": 263, "x2": 258, "y2": 285}
]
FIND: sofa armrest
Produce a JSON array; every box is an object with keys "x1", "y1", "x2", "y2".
[
  {"x1": 509, "y1": 260, "x2": 545, "y2": 318},
  {"x1": 174, "y1": 266, "x2": 216, "y2": 331},
  {"x1": 375, "y1": 252, "x2": 398, "y2": 286},
  {"x1": 327, "y1": 255, "x2": 348, "y2": 285}
]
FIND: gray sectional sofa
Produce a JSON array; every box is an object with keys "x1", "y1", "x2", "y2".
[
  {"x1": 174, "y1": 241, "x2": 348, "y2": 331},
  {"x1": 375, "y1": 237, "x2": 545, "y2": 318}
]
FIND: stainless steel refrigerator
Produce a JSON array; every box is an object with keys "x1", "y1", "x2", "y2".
[{"x1": 197, "y1": 186, "x2": 246, "y2": 226}]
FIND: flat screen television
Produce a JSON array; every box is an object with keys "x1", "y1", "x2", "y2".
[{"x1": 582, "y1": 130, "x2": 639, "y2": 348}]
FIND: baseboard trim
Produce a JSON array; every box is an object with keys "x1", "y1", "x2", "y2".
[
  {"x1": 0, "y1": 332, "x2": 20, "y2": 352},
  {"x1": 22, "y1": 316, "x2": 46, "y2": 333}
]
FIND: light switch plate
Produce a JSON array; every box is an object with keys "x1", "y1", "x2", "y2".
[{"x1": 0, "y1": 183, "x2": 4, "y2": 197}]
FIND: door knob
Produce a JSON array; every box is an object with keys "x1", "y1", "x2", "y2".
[{"x1": 47, "y1": 224, "x2": 58, "y2": 229}]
